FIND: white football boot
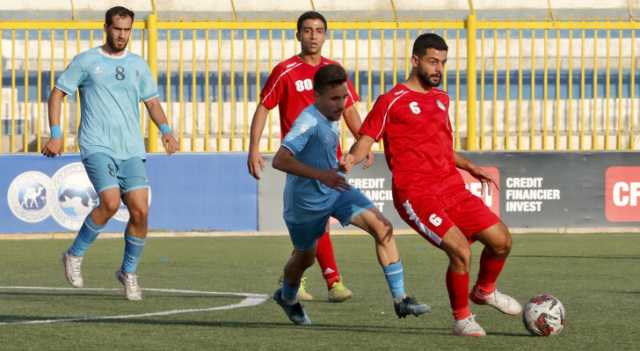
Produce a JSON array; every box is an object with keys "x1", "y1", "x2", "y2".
[
  {"x1": 471, "y1": 287, "x2": 523, "y2": 315},
  {"x1": 453, "y1": 314, "x2": 486, "y2": 337},
  {"x1": 116, "y1": 270, "x2": 143, "y2": 301},
  {"x1": 62, "y1": 252, "x2": 84, "y2": 288}
]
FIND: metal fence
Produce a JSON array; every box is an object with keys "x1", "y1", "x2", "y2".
[{"x1": 0, "y1": 16, "x2": 638, "y2": 153}]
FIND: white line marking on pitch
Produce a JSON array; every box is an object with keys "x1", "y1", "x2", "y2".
[{"x1": 0, "y1": 286, "x2": 269, "y2": 326}]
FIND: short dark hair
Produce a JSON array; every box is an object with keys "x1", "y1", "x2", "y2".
[
  {"x1": 314, "y1": 64, "x2": 347, "y2": 94},
  {"x1": 105, "y1": 6, "x2": 135, "y2": 26},
  {"x1": 412, "y1": 33, "x2": 448, "y2": 57},
  {"x1": 297, "y1": 11, "x2": 327, "y2": 33}
]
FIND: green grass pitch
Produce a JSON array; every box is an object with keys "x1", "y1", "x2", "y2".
[{"x1": 1, "y1": 233, "x2": 639, "y2": 350}]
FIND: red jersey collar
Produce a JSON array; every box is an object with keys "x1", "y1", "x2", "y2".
[
  {"x1": 398, "y1": 83, "x2": 444, "y2": 97},
  {"x1": 294, "y1": 54, "x2": 329, "y2": 68}
]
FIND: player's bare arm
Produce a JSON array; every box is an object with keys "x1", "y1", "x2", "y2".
[
  {"x1": 341, "y1": 135, "x2": 376, "y2": 173},
  {"x1": 343, "y1": 105, "x2": 374, "y2": 168},
  {"x1": 42, "y1": 87, "x2": 66, "y2": 157},
  {"x1": 273, "y1": 146, "x2": 349, "y2": 191},
  {"x1": 454, "y1": 152, "x2": 499, "y2": 189},
  {"x1": 247, "y1": 103, "x2": 270, "y2": 179},
  {"x1": 145, "y1": 97, "x2": 178, "y2": 155}
]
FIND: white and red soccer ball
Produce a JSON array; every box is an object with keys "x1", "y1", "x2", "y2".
[{"x1": 522, "y1": 294, "x2": 566, "y2": 336}]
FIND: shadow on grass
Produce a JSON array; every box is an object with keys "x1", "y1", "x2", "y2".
[
  {"x1": 0, "y1": 315, "x2": 532, "y2": 337},
  {"x1": 510, "y1": 255, "x2": 639, "y2": 260},
  {"x1": 488, "y1": 331, "x2": 533, "y2": 337},
  {"x1": 0, "y1": 315, "x2": 453, "y2": 335},
  {"x1": 601, "y1": 290, "x2": 640, "y2": 295}
]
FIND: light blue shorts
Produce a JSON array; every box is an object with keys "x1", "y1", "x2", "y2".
[
  {"x1": 285, "y1": 187, "x2": 375, "y2": 251},
  {"x1": 83, "y1": 153, "x2": 148, "y2": 194}
]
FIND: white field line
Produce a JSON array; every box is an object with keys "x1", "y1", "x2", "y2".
[{"x1": 0, "y1": 286, "x2": 269, "y2": 326}]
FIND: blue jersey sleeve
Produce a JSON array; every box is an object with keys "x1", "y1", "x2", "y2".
[
  {"x1": 282, "y1": 113, "x2": 317, "y2": 155},
  {"x1": 55, "y1": 56, "x2": 87, "y2": 95},
  {"x1": 138, "y1": 60, "x2": 159, "y2": 101}
]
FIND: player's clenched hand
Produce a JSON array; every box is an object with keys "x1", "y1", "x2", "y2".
[
  {"x1": 247, "y1": 150, "x2": 265, "y2": 180},
  {"x1": 339, "y1": 154, "x2": 355, "y2": 173},
  {"x1": 468, "y1": 165, "x2": 499, "y2": 190},
  {"x1": 42, "y1": 138, "x2": 63, "y2": 158},
  {"x1": 162, "y1": 134, "x2": 179, "y2": 155},
  {"x1": 363, "y1": 151, "x2": 375, "y2": 169},
  {"x1": 320, "y1": 169, "x2": 350, "y2": 191}
]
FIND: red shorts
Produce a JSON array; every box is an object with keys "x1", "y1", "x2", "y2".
[{"x1": 394, "y1": 189, "x2": 500, "y2": 247}]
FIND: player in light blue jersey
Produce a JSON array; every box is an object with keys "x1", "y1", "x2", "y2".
[
  {"x1": 42, "y1": 6, "x2": 178, "y2": 301},
  {"x1": 271, "y1": 64, "x2": 430, "y2": 325}
]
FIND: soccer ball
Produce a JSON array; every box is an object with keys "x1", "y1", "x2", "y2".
[{"x1": 522, "y1": 294, "x2": 566, "y2": 336}]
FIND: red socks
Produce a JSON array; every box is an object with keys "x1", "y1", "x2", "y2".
[
  {"x1": 475, "y1": 250, "x2": 506, "y2": 295},
  {"x1": 316, "y1": 231, "x2": 341, "y2": 289},
  {"x1": 446, "y1": 269, "x2": 471, "y2": 320},
  {"x1": 445, "y1": 250, "x2": 507, "y2": 320}
]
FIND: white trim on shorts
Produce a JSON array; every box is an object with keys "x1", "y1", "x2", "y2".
[
  {"x1": 345, "y1": 203, "x2": 375, "y2": 226},
  {"x1": 122, "y1": 185, "x2": 150, "y2": 194},
  {"x1": 402, "y1": 199, "x2": 443, "y2": 245},
  {"x1": 95, "y1": 184, "x2": 120, "y2": 194}
]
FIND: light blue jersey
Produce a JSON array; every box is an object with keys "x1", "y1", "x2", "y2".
[
  {"x1": 281, "y1": 104, "x2": 374, "y2": 250},
  {"x1": 56, "y1": 47, "x2": 158, "y2": 160},
  {"x1": 281, "y1": 104, "x2": 342, "y2": 223}
]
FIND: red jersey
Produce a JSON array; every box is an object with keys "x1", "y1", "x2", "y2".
[
  {"x1": 260, "y1": 55, "x2": 359, "y2": 138},
  {"x1": 359, "y1": 84, "x2": 465, "y2": 195}
]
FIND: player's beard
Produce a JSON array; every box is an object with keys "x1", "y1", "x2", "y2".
[
  {"x1": 416, "y1": 69, "x2": 441, "y2": 88},
  {"x1": 106, "y1": 35, "x2": 128, "y2": 53}
]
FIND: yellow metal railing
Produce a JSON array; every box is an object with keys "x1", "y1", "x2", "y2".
[
  {"x1": 0, "y1": 19, "x2": 638, "y2": 153},
  {"x1": 0, "y1": 21, "x2": 146, "y2": 154},
  {"x1": 151, "y1": 20, "x2": 465, "y2": 152},
  {"x1": 472, "y1": 20, "x2": 640, "y2": 151}
]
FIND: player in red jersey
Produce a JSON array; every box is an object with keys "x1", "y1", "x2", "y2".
[
  {"x1": 342, "y1": 33, "x2": 522, "y2": 336},
  {"x1": 248, "y1": 11, "x2": 371, "y2": 302}
]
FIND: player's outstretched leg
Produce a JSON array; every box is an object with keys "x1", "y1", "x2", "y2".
[
  {"x1": 350, "y1": 207, "x2": 430, "y2": 318},
  {"x1": 316, "y1": 230, "x2": 353, "y2": 302},
  {"x1": 274, "y1": 248, "x2": 315, "y2": 325},
  {"x1": 470, "y1": 222, "x2": 522, "y2": 315},
  {"x1": 63, "y1": 188, "x2": 119, "y2": 288},
  {"x1": 440, "y1": 227, "x2": 486, "y2": 336},
  {"x1": 115, "y1": 188, "x2": 148, "y2": 301}
]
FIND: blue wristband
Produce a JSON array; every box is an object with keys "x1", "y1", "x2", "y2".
[
  {"x1": 51, "y1": 125, "x2": 62, "y2": 139},
  {"x1": 159, "y1": 124, "x2": 172, "y2": 135}
]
